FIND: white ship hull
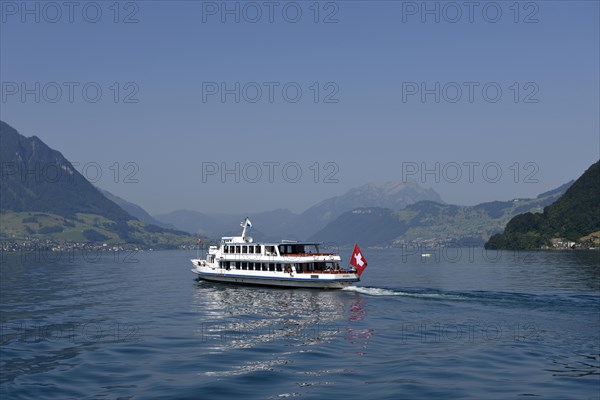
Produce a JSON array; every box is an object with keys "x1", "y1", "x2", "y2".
[{"x1": 191, "y1": 261, "x2": 359, "y2": 289}]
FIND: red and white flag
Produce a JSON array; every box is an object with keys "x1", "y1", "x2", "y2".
[{"x1": 349, "y1": 244, "x2": 367, "y2": 276}]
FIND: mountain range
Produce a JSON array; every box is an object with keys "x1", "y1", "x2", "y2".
[
  {"x1": 1, "y1": 120, "x2": 589, "y2": 249},
  {"x1": 307, "y1": 181, "x2": 572, "y2": 246},
  {"x1": 154, "y1": 181, "x2": 444, "y2": 240},
  {"x1": 0, "y1": 121, "x2": 131, "y2": 222},
  {"x1": 0, "y1": 121, "x2": 193, "y2": 248},
  {"x1": 153, "y1": 175, "x2": 573, "y2": 246}
]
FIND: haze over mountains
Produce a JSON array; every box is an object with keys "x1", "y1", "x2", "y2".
[
  {"x1": 154, "y1": 181, "x2": 443, "y2": 240},
  {"x1": 0, "y1": 120, "x2": 585, "y2": 248},
  {"x1": 99, "y1": 188, "x2": 173, "y2": 229},
  {"x1": 154, "y1": 179, "x2": 575, "y2": 246}
]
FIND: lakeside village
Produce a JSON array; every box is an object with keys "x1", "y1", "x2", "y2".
[
  {"x1": 0, "y1": 237, "x2": 199, "y2": 263},
  {"x1": 393, "y1": 235, "x2": 598, "y2": 252},
  {"x1": 1, "y1": 233, "x2": 597, "y2": 263},
  {"x1": 542, "y1": 234, "x2": 600, "y2": 250}
]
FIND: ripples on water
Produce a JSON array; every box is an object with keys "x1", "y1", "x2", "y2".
[{"x1": 0, "y1": 249, "x2": 598, "y2": 399}]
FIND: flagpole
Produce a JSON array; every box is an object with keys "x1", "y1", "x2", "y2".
[
  {"x1": 241, "y1": 217, "x2": 248, "y2": 241},
  {"x1": 241, "y1": 217, "x2": 251, "y2": 242}
]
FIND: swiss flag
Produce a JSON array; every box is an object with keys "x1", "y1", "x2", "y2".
[{"x1": 349, "y1": 244, "x2": 367, "y2": 276}]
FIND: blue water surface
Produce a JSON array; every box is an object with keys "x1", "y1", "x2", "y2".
[{"x1": 1, "y1": 248, "x2": 598, "y2": 399}]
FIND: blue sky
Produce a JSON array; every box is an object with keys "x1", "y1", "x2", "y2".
[{"x1": 1, "y1": 1, "x2": 598, "y2": 214}]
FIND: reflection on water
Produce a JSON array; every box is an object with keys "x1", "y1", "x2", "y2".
[
  {"x1": 191, "y1": 281, "x2": 347, "y2": 350},
  {"x1": 190, "y1": 281, "x2": 369, "y2": 378}
]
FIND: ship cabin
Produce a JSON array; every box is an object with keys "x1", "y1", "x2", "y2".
[{"x1": 214, "y1": 239, "x2": 350, "y2": 274}]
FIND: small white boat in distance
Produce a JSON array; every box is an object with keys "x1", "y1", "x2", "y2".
[{"x1": 191, "y1": 218, "x2": 367, "y2": 289}]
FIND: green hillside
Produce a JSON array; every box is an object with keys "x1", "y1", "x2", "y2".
[{"x1": 485, "y1": 161, "x2": 600, "y2": 250}]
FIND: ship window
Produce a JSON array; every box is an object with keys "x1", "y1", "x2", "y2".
[
  {"x1": 223, "y1": 246, "x2": 228, "y2": 254},
  {"x1": 268, "y1": 263, "x2": 275, "y2": 271},
  {"x1": 255, "y1": 245, "x2": 261, "y2": 253},
  {"x1": 241, "y1": 262, "x2": 247, "y2": 270},
  {"x1": 242, "y1": 245, "x2": 248, "y2": 254},
  {"x1": 235, "y1": 246, "x2": 240, "y2": 254},
  {"x1": 276, "y1": 264, "x2": 282, "y2": 272},
  {"x1": 261, "y1": 263, "x2": 267, "y2": 271},
  {"x1": 230, "y1": 261, "x2": 236, "y2": 269},
  {"x1": 249, "y1": 246, "x2": 254, "y2": 254}
]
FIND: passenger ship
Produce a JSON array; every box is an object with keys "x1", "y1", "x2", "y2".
[{"x1": 191, "y1": 218, "x2": 367, "y2": 289}]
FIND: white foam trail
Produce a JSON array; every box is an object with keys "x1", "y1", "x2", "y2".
[
  {"x1": 342, "y1": 286, "x2": 404, "y2": 296},
  {"x1": 343, "y1": 286, "x2": 466, "y2": 300}
]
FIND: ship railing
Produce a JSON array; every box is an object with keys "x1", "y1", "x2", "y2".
[
  {"x1": 296, "y1": 270, "x2": 353, "y2": 274},
  {"x1": 282, "y1": 253, "x2": 337, "y2": 257}
]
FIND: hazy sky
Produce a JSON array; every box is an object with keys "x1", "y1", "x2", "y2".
[{"x1": 1, "y1": 1, "x2": 598, "y2": 215}]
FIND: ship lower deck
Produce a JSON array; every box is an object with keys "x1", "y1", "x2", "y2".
[{"x1": 191, "y1": 266, "x2": 359, "y2": 289}]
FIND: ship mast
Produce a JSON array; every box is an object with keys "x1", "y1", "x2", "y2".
[{"x1": 240, "y1": 217, "x2": 252, "y2": 242}]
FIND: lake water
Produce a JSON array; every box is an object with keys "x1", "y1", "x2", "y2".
[{"x1": 1, "y1": 248, "x2": 598, "y2": 399}]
